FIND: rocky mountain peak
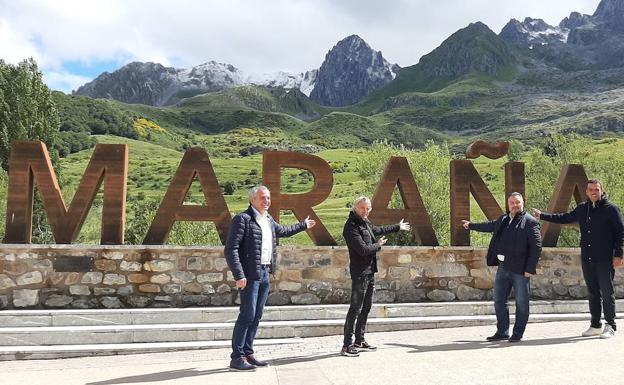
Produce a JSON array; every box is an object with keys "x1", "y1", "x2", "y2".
[
  {"x1": 309, "y1": 35, "x2": 399, "y2": 107},
  {"x1": 418, "y1": 22, "x2": 515, "y2": 78},
  {"x1": 559, "y1": 12, "x2": 592, "y2": 30},
  {"x1": 335, "y1": 34, "x2": 369, "y2": 52},
  {"x1": 522, "y1": 17, "x2": 551, "y2": 31},
  {"x1": 500, "y1": 17, "x2": 568, "y2": 46},
  {"x1": 74, "y1": 62, "x2": 180, "y2": 106},
  {"x1": 593, "y1": 0, "x2": 624, "y2": 25},
  {"x1": 566, "y1": 0, "x2": 624, "y2": 53}
]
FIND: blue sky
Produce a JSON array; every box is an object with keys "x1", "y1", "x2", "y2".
[
  {"x1": 0, "y1": 0, "x2": 600, "y2": 93},
  {"x1": 62, "y1": 60, "x2": 121, "y2": 79}
]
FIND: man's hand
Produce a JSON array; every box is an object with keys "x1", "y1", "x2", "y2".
[
  {"x1": 378, "y1": 236, "x2": 388, "y2": 246},
  {"x1": 531, "y1": 208, "x2": 541, "y2": 219},
  {"x1": 614, "y1": 257, "x2": 623, "y2": 268},
  {"x1": 304, "y1": 216, "x2": 316, "y2": 229},
  {"x1": 524, "y1": 272, "x2": 533, "y2": 278},
  {"x1": 235, "y1": 278, "x2": 247, "y2": 289},
  {"x1": 399, "y1": 218, "x2": 411, "y2": 231},
  {"x1": 461, "y1": 220, "x2": 470, "y2": 230}
]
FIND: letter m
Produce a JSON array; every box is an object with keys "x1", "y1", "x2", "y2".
[{"x1": 3, "y1": 141, "x2": 128, "y2": 244}]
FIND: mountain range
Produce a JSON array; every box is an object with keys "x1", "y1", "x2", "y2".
[
  {"x1": 74, "y1": 35, "x2": 398, "y2": 107},
  {"x1": 75, "y1": 0, "x2": 624, "y2": 109},
  {"x1": 64, "y1": 0, "x2": 624, "y2": 152}
]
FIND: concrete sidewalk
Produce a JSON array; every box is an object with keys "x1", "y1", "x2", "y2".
[{"x1": 1, "y1": 320, "x2": 622, "y2": 385}]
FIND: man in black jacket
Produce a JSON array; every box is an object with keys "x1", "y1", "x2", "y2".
[
  {"x1": 341, "y1": 196, "x2": 411, "y2": 357},
  {"x1": 462, "y1": 192, "x2": 542, "y2": 342},
  {"x1": 225, "y1": 186, "x2": 315, "y2": 370},
  {"x1": 533, "y1": 179, "x2": 624, "y2": 339}
]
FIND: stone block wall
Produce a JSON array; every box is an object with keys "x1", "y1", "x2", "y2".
[{"x1": 0, "y1": 245, "x2": 622, "y2": 309}]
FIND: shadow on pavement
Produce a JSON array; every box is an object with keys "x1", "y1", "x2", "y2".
[
  {"x1": 386, "y1": 335, "x2": 594, "y2": 353},
  {"x1": 85, "y1": 353, "x2": 341, "y2": 384},
  {"x1": 85, "y1": 367, "x2": 237, "y2": 384},
  {"x1": 83, "y1": 336, "x2": 596, "y2": 383},
  {"x1": 269, "y1": 352, "x2": 341, "y2": 366}
]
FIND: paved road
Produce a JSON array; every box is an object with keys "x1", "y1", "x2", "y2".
[{"x1": 1, "y1": 320, "x2": 622, "y2": 385}]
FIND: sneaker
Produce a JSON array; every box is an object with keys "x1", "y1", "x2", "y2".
[
  {"x1": 340, "y1": 345, "x2": 360, "y2": 357},
  {"x1": 600, "y1": 324, "x2": 616, "y2": 339},
  {"x1": 486, "y1": 333, "x2": 509, "y2": 341},
  {"x1": 508, "y1": 335, "x2": 522, "y2": 342},
  {"x1": 245, "y1": 354, "x2": 269, "y2": 367},
  {"x1": 581, "y1": 326, "x2": 603, "y2": 337},
  {"x1": 229, "y1": 357, "x2": 256, "y2": 371},
  {"x1": 354, "y1": 340, "x2": 377, "y2": 351}
]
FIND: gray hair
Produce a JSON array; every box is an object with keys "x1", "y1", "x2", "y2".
[
  {"x1": 508, "y1": 192, "x2": 524, "y2": 201},
  {"x1": 352, "y1": 196, "x2": 371, "y2": 211},
  {"x1": 249, "y1": 185, "x2": 270, "y2": 203}
]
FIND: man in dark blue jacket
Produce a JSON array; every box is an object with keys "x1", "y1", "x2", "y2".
[
  {"x1": 225, "y1": 186, "x2": 315, "y2": 370},
  {"x1": 462, "y1": 192, "x2": 542, "y2": 342},
  {"x1": 533, "y1": 179, "x2": 624, "y2": 339}
]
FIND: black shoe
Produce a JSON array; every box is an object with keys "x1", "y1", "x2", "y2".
[
  {"x1": 508, "y1": 335, "x2": 522, "y2": 342},
  {"x1": 229, "y1": 357, "x2": 256, "y2": 371},
  {"x1": 486, "y1": 333, "x2": 510, "y2": 341},
  {"x1": 340, "y1": 345, "x2": 360, "y2": 357},
  {"x1": 354, "y1": 340, "x2": 377, "y2": 351},
  {"x1": 246, "y1": 354, "x2": 269, "y2": 367}
]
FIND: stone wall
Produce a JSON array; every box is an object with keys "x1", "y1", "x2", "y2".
[{"x1": 0, "y1": 245, "x2": 622, "y2": 309}]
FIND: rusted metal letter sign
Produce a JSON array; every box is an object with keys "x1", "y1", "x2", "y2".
[{"x1": 3, "y1": 141, "x2": 586, "y2": 247}]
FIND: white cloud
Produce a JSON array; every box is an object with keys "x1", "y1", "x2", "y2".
[
  {"x1": 43, "y1": 71, "x2": 92, "y2": 94},
  {"x1": 0, "y1": 19, "x2": 40, "y2": 64},
  {"x1": 0, "y1": 0, "x2": 603, "y2": 91}
]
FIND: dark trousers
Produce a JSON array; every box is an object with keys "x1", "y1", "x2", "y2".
[
  {"x1": 343, "y1": 273, "x2": 375, "y2": 347},
  {"x1": 581, "y1": 258, "x2": 616, "y2": 329},
  {"x1": 231, "y1": 269, "x2": 270, "y2": 359},
  {"x1": 493, "y1": 265, "x2": 530, "y2": 338}
]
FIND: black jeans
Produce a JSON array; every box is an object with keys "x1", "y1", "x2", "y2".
[
  {"x1": 343, "y1": 273, "x2": 375, "y2": 347},
  {"x1": 581, "y1": 258, "x2": 616, "y2": 329}
]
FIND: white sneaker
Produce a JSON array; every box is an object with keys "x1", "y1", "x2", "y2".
[
  {"x1": 581, "y1": 326, "x2": 602, "y2": 337},
  {"x1": 600, "y1": 324, "x2": 616, "y2": 339}
]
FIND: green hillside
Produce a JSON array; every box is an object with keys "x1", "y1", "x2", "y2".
[{"x1": 176, "y1": 86, "x2": 330, "y2": 121}]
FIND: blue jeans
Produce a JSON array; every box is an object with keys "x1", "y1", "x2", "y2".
[
  {"x1": 231, "y1": 269, "x2": 270, "y2": 359},
  {"x1": 493, "y1": 265, "x2": 530, "y2": 337}
]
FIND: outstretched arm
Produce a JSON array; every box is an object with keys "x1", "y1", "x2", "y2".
[
  {"x1": 465, "y1": 219, "x2": 497, "y2": 233},
  {"x1": 371, "y1": 223, "x2": 400, "y2": 236},
  {"x1": 371, "y1": 218, "x2": 411, "y2": 236},
  {"x1": 273, "y1": 218, "x2": 308, "y2": 238},
  {"x1": 532, "y1": 206, "x2": 579, "y2": 224}
]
